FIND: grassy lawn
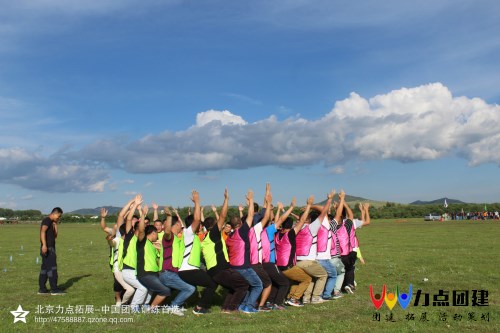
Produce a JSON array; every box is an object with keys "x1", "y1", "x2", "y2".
[{"x1": 0, "y1": 219, "x2": 498, "y2": 332}]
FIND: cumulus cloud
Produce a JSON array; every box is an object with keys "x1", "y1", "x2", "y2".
[
  {"x1": 2, "y1": 83, "x2": 499, "y2": 193},
  {"x1": 72, "y1": 84, "x2": 500, "y2": 175},
  {"x1": 0, "y1": 147, "x2": 109, "y2": 192},
  {"x1": 195, "y1": 110, "x2": 247, "y2": 127}
]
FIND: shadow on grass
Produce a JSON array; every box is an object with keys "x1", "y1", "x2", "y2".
[{"x1": 59, "y1": 274, "x2": 92, "y2": 291}]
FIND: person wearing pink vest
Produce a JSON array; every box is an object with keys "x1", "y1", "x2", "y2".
[
  {"x1": 310, "y1": 190, "x2": 337, "y2": 300},
  {"x1": 294, "y1": 191, "x2": 333, "y2": 304},
  {"x1": 248, "y1": 186, "x2": 273, "y2": 311},
  {"x1": 275, "y1": 196, "x2": 314, "y2": 307},
  {"x1": 225, "y1": 190, "x2": 263, "y2": 314},
  {"x1": 338, "y1": 192, "x2": 370, "y2": 294},
  {"x1": 262, "y1": 198, "x2": 295, "y2": 310}
]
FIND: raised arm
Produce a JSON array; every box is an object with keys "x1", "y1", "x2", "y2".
[
  {"x1": 293, "y1": 195, "x2": 314, "y2": 234},
  {"x1": 191, "y1": 190, "x2": 201, "y2": 233},
  {"x1": 260, "y1": 193, "x2": 273, "y2": 228},
  {"x1": 274, "y1": 202, "x2": 282, "y2": 224},
  {"x1": 126, "y1": 194, "x2": 142, "y2": 234},
  {"x1": 343, "y1": 199, "x2": 354, "y2": 220},
  {"x1": 276, "y1": 197, "x2": 296, "y2": 229},
  {"x1": 172, "y1": 207, "x2": 185, "y2": 228},
  {"x1": 99, "y1": 207, "x2": 113, "y2": 235},
  {"x1": 212, "y1": 204, "x2": 220, "y2": 221},
  {"x1": 245, "y1": 190, "x2": 254, "y2": 227},
  {"x1": 318, "y1": 190, "x2": 336, "y2": 222},
  {"x1": 334, "y1": 190, "x2": 345, "y2": 224},
  {"x1": 163, "y1": 206, "x2": 173, "y2": 240},
  {"x1": 117, "y1": 197, "x2": 135, "y2": 230},
  {"x1": 152, "y1": 202, "x2": 159, "y2": 222},
  {"x1": 238, "y1": 204, "x2": 244, "y2": 219},
  {"x1": 217, "y1": 188, "x2": 229, "y2": 231},
  {"x1": 137, "y1": 204, "x2": 149, "y2": 242},
  {"x1": 362, "y1": 202, "x2": 371, "y2": 226},
  {"x1": 200, "y1": 206, "x2": 205, "y2": 223},
  {"x1": 359, "y1": 203, "x2": 365, "y2": 222}
]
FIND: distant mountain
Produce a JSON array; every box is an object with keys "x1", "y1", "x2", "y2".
[
  {"x1": 317, "y1": 194, "x2": 375, "y2": 205},
  {"x1": 70, "y1": 206, "x2": 122, "y2": 215},
  {"x1": 410, "y1": 198, "x2": 466, "y2": 205}
]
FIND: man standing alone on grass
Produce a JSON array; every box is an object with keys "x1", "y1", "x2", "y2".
[{"x1": 38, "y1": 207, "x2": 65, "y2": 295}]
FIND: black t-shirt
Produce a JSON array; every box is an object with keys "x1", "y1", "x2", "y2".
[
  {"x1": 136, "y1": 236, "x2": 150, "y2": 278},
  {"x1": 207, "y1": 226, "x2": 230, "y2": 277},
  {"x1": 41, "y1": 217, "x2": 56, "y2": 248}
]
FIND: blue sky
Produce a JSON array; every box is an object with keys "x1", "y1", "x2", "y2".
[{"x1": 1, "y1": 0, "x2": 499, "y2": 212}]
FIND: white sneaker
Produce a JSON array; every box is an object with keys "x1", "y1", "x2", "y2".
[
  {"x1": 311, "y1": 297, "x2": 326, "y2": 304},
  {"x1": 169, "y1": 306, "x2": 185, "y2": 317}
]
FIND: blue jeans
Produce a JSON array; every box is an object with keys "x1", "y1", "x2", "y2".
[
  {"x1": 159, "y1": 270, "x2": 196, "y2": 306},
  {"x1": 235, "y1": 267, "x2": 263, "y2": 309},
  {"x1": 318, "y1": 259, "x2": 337, "y2": 299}
]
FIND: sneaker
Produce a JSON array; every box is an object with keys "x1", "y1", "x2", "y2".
[
  {"x1": 142, "y1": 305, "x2": 151, "y2": 313},
  {"x1": 221, "y1": 308, "x2": 237, "y2": 314},
  {"x1": 149, "y1": 306, "x2": 159, "y2": 314},
  {"x1": 240, "y1": 305, "x2": 258, "y2": 314},
  {"x1": 349, "y1": 284, "x2": 356, "y2": 291},
  {"x1": 50, "y1": 289, "x2": 66, "y2": 295},
  {"x1": 321, "y1": 296, "x2": 332, "y2": 301},
  {"x1": 302, "y1": 297, "x2": 311, "y2": 305},
  {"x1": 285, "y1": 298, "x2": 303, "y2": 307},
  {"x1": 192, "y1": 307, "x2": 209, "y2": 315},
  {"x1": 169, "y1": 306, "x2": 185, "y2": 317},
  {"x1": 131, "y1": 305, "x2": 142, "y2": 314},
  {"x1": 271, "y1": 304, "x2": 286, "y2": 310},
  {"x1": 38, "y1": 289, "x2": 50, "y2": 295},
  {"x1": 353, "y1": 281, "x2": 357, "y2": 287},
  {"x1": 258, "y1": 305, "x2": 272, "y2": 312},
  {"x1": 344, "y1": 285, "x2": 354, "y2": 294},
  {"x1": 332, "y1": 292, "x2": 343, "y2": 299},
  {"x1": 311, "y1": 297, "x2": 326, "y2": 304}
]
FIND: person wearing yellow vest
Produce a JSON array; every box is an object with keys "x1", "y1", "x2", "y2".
[
  {"x1": 178, "y1": 191, "x2": 219, "y2": 315},
  {"x1": 99, "y1": 203, "x2": 135, "y2": 307},
  {"x1": 201, "y1": 188, "x2": 249, "y2": 313},
  {"x1": 121, "y1": 195, "x2": 151, "y2": 313},
  {"x1": 152, "y1": 202, "x2": 165, "y2": 240},
  {"x1": 136, "y1": 203, "x2": 173, "y2": 315},
  {"x1": 157, "y1": 203, "x2": 195, "y2": 315}
]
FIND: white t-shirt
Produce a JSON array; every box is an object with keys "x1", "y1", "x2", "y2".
[
  {"x1": 112, "y1": 231, "x2": 121, "y2": 272},
  {"x1": 353, "y1": 218, "x2": 364, "y2": 230},
  {"x1": 179, "y1": 226, "x2": 199, "y2": 271}
]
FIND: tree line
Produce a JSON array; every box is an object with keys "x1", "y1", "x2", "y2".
[{"x1": 2, "y1": 202, "x2": 499, "y2": 223}]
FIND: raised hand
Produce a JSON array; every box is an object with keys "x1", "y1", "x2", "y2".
[
  {"x1": 307, "y1": 195, "x2": 314, "y2": 205},
  {"x1": 291, "y1": 197, "x2": 297, "y2": 207},
  {"x1": 134, "y1": 194, "x2": 143, "y2": 206},
  {"x1": 238, "y1": 204, "x2": 244, "y2": 213},
  {"x1": 152, "y1": 202, "x2": 159, "y2": 210},
  {"x1": 191, "y1": 190, "x2": 199, "y2": 203},
  {"x1": 100, "y1": 207, "x2": 108, "y2": 218}
]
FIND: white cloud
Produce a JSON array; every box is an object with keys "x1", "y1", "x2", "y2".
[
  {"x1": 1, "y1": 83, "x2": 499, "y2": 193},
  {"x1": 195, "y1": 110, "x2": 247, "y2": 127},
  {"x1": 0, "y1": 147, "x2": 109, "y2": 192},
  {"x1": 74, "y1": 83, "x2": 499, "y2": 174}
]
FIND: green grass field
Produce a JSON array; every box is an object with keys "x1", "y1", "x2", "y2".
[{"x1": 1, "y1": 219, "x2": 498, "y2": 332}]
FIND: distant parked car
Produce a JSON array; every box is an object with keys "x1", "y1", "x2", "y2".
[{"x1": 424, "y1": 214, "x2": 441, "y2": 221}]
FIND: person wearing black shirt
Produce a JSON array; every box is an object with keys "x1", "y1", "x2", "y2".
[{"x1": 38, "y1": 207, "x2": 64, "y2": 295}]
